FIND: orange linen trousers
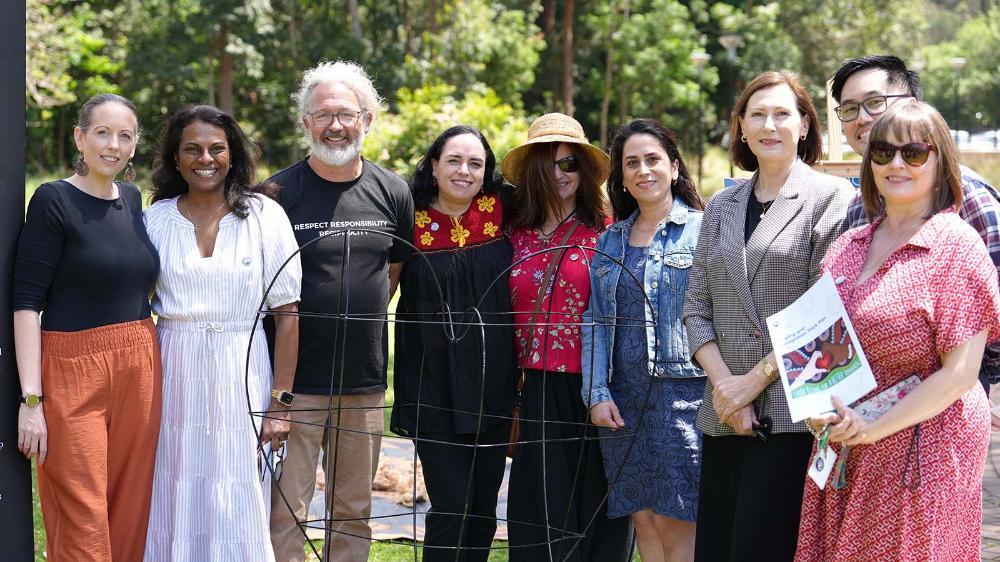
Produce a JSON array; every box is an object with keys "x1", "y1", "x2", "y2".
[{"x1": 37, "y1": 318, "x2": 162, "y2": 562}]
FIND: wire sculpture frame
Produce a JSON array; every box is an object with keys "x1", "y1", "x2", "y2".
[{"x1": 247, "y1": 227, "x2": 668, "y2": 561}]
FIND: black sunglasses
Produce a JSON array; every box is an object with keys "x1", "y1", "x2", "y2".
[
  {"x1": 554, "y1": 155, "x2": 580, "y2": 173},
  {"x1": 868, "y1": 141, "x2": 936, "y2": 166}
]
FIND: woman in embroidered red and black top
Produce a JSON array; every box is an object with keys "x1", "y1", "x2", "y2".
[
  {"x1": 392, "y1": 125, "x2": 516, "y2": 562},
  {"x1": 501, "y1": 113, "x2": 632, "y2": 562}
]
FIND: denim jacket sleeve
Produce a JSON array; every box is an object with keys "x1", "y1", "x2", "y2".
[{"x1": 581, "y1": 234, "x2": 614, "y2": 408}]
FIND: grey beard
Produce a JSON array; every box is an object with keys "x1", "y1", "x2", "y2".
[{"x1": 308, "y1": 131, "x2": 364, "y2": 167}]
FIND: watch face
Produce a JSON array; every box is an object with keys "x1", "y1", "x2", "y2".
[
  {"x1": 25, "y1": 394, "x2": 40, "y2": 407},
  {"x1": 278, "y1": 391, "x2": 294, "y2": 406}
]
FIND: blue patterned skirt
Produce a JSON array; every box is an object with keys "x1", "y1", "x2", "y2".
[{"x1": 598, "y1": 243, "x2": 704, "y2": 520}]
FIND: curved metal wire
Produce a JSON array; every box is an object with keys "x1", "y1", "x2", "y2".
[{"x1": 247, "y1": 227, "x2": 667, "y2": 561}]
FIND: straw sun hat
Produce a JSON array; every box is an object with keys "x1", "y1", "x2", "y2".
[{"x1": 500, "y1": 112, "x2": 611, "y2": 186}]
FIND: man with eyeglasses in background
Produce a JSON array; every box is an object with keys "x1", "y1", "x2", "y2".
[
  {"x1": 266, "y1": 60, "x2": 414, "y2": 562},
  {"x1": 831, "y1": 54, "x2": 1000, "y2": 398}
]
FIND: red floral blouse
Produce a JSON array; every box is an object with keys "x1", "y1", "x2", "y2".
[{"x1": 508, "y1": 218, "x2": 601, "y2": 373}]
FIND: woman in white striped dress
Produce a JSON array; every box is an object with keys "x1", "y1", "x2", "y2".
[{"x1": 142, "y1": 105, "x2": 301, "y2": 561}]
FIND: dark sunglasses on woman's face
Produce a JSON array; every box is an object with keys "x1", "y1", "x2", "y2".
[
  {"x1": 868, "y1": 141, "x2": 936, "y2": 167},
  {"x1": 554, "y1": 155, "x2": 580, "y2": 173}
]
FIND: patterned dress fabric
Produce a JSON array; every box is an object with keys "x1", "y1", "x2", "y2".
[
  {"x1": 508, "y1": 218, "x2": 601, "y2": 373},
  {"x1": 600, "y1": 244, "x2": 701, "y2": 520},
  {"x1": 142, "y1": 196, "x2": 301, "y2": 562},
  {"x1": 795, "y1": 211, "x2": 1000, "y2": 562}
]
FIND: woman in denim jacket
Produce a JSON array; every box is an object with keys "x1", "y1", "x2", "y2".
[{"x1": 582, "y1": 119, "x2": 706, "y2": 562}]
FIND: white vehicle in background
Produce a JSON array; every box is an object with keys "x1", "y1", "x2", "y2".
[{"x1": 969, "y1": 130, "x2": 1000, "y2": 151}]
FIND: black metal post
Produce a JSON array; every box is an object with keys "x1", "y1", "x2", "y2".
[{"x1": 0, "y1": 2, "x2": 32, "y2": 558}]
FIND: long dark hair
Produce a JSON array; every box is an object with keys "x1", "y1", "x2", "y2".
[
  {"x1": 508, "y1": 142, "x2": 608, "y2": 230},
  {"x1": 410, "y1": 125, "x2": 500, "y2": 209},
  {"x1": 607, "y1": 119, "x2": 704, "y2": 219},
  {"x1": 151, "y1": 105, "x2": 260, "y2": 219}
]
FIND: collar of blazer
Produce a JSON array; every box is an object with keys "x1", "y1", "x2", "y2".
[{"x1": 717, "y1": 159, "x2": 811, "y2": 331}]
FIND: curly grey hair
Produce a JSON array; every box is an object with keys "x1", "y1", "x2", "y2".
[{"x1": 292, "y1": 60, "x2": 382, "y2": 127}]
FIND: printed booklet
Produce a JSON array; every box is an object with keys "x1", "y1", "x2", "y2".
[{"x1": 766, "y1": 273, "x2": 876, "y2": 422}]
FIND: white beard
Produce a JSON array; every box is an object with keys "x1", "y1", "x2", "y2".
[{"x1": 308, "y1": 129, "x2": 365, "y2": 167}]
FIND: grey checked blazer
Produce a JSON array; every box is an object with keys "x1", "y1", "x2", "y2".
[{"x1": 683, "y1": 159, "x2": 854, "y2": 436}]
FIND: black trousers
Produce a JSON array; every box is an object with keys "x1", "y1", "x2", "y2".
[
  {"x1": 507, "y1": 370, "x2": 633, "y2": 562},
  {"x1": 694, "y1": 432, "x2": 813, "y2": 562},
  {"x1": 415, "y1": 422, "x2": 511, "y2": 562}
]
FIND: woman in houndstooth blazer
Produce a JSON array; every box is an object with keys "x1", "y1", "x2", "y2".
[{"x1": 682, "y1": 71, "x2": 854, "y2": 562}]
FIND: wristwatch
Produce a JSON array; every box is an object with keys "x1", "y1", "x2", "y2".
[
  {"x1": 20, "y1": 393, "x2": 43, "y2": 407},
  {"x1": 761, "y1": 360, "x2": 776, "y2": 384},
  {"x1": 271, "y1": 389, "x2": 294, "y2": 407}
]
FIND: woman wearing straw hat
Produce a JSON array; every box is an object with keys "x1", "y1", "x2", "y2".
[{"x1": 501, "y1": 112, "x2": 633, "y2": 561}]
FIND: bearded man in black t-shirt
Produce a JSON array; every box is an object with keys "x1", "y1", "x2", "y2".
[{"x1": 267, "y1": 61, "x2": 414, "y2": 562}]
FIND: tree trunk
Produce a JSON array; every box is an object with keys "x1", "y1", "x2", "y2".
[
  {"x1": 599, "y1": 0, "x2": 618, "y2": 150},
  {"x1": 561, "y1": 0, "x2": 575, "y2": 116},
  {"x1": 618, "y1": 0, "x2": 631, "y2": 123},
  {"x1": 403, "y1": 0, "x2": 412, "y2": 56},
  {"x1": 542, "y1": 0, "x2": 558, "y2": 111},
  {"x1": 288, "y1": 0, "x2": 299, "y2": 62},
  {"x1": 288, "y1": 1, "x2": 300, "y2": 162},
  {"x1": 348, "y1": 0, "x2": 361, "y2": 40},
  {"x1": 216, "y1": 23, "x2": 234, "y2": 116},
  {"x1": 543, "y1": 0, "x2": 556, "y2": 36}
]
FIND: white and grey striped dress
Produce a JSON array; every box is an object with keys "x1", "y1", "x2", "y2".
[{"x1": 143, "y1": 195, "x2": 301, "y2": 562}]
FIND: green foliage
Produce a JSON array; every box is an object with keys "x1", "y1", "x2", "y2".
[
  {"x1": 919, "y1": 5, "x2": 1000, "y2": 129},
  {"x1": 401, "y1": 0, "x2": 543, "y2": 105},
  {"x1": 364, "y1": 84, "x2": 531, "y2": 179},
  {"x1": 24, "y1": 0, "x2": 997, "y2": 183},
  {"x1": 711, "y1": 2, "x2": 801, "y2": 82},
  {"x1": 775, "y1": 0, "x2": 927, "y2": 108}
]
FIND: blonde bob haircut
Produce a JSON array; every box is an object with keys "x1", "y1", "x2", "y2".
[{"x1": 860, "y1": 100, "x2": 963, "y2": 219}]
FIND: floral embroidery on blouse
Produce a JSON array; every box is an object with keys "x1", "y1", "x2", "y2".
[
  {"x1": 450, "y1": 216, "x2": 471, "y2": 247},
  {"x1": 413, "y1": 193, "x2": 504, "y2": 252},
  {"x1": 477, "y1": 195, "x2": 496, "y2": 213}
]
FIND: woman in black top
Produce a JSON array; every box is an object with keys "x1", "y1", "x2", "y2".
[
  {"x1": 12, "y1": 93, "x2": 162, "y2": 561},
  {"x1": 392, "y1": 126, "x2": 516, "y2": 562}
]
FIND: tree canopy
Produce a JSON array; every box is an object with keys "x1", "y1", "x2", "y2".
[{"x1": 27, "y1": 0, "x2": 999, "y2": 180}]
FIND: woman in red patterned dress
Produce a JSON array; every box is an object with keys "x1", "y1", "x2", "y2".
[
  {"x1": 501, "y1": 113, "x2": 632, "y2": 561},
  {"x1": 796, "y1": 101, "x2": 1000, "y2": 561}
]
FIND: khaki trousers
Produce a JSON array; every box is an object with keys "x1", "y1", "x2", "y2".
[
  {"x1": 38, "y1": 318, "x2": 162, "y2": 562},
  {"x1": 270, "y1": 392, "x2": 384, "y2": 562}
]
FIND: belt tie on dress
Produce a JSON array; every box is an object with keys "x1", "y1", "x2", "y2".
[{"x1": 158, "y1": 318, "x2": 258, "y2": 435}]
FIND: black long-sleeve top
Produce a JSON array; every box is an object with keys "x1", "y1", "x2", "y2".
[{"x1": 13, "y1": 180, "x2": 159, "y2": 332}]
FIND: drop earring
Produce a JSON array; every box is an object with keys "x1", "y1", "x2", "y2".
[
  {"x1": 74, "y1": 153, "x2": 89, "y2": 176},
  {"x1": 124, "y1": 159, "x2": 136, "y2": 182}
]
